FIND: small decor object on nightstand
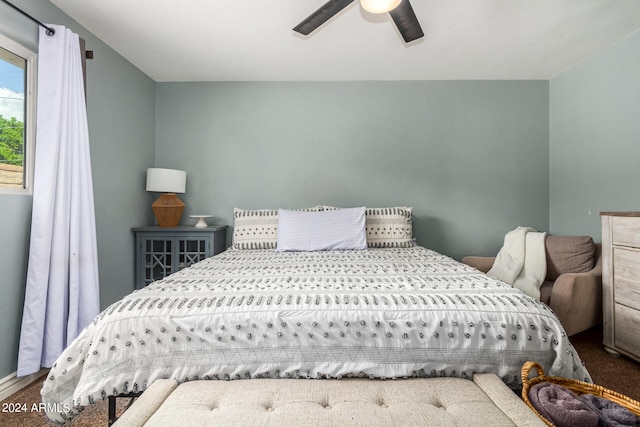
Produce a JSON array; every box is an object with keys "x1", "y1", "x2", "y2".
[
  {"x1": 190, "y1": 215, "x2": 213, "y2": 228},
  {"x1": 146, "y1": 168, "x2": 187, "y2": 227}
]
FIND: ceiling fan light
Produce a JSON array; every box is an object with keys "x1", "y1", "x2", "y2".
[{"x1": 361, "y1": 0, "x2": 402, "y2": 14}]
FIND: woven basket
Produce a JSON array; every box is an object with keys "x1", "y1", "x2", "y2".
[{"x1": 521, "y1": 361, "x2": 640, "y2": 426}]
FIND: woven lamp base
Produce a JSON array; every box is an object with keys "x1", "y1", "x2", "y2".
[{"x1": 151, "y1": 193, "x2": 185, "y2": 227}]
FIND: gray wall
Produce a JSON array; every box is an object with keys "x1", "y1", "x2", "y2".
[
  {"x1": 156, "y1": 81, "x2": 550, "y2": 260},
  {"x1": 549, "y1": 31, "x2": 640, "y2": 239},
  {"x1": 0, "y1": 0, "x2": 155, "y2": 377}
]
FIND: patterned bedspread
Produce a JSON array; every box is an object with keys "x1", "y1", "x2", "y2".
[{"x1": 42, "y1": 246, "x2": 591, "y2": 422}]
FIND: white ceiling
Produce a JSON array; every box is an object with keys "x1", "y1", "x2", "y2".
[{"x1": 50, "y1": 0, "x2": 640, "y2": 82}]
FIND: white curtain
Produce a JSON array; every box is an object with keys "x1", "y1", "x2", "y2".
[{"x1": 17, "y1": 25, "x2": 99, "y2": 377}]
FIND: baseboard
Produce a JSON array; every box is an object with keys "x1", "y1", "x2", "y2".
[{"x1": 0, "y1": 368, "x2": 48, "y2": 401}]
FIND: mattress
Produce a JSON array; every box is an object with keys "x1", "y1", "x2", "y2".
[{"x1": 41, "y1": 246, "x2": 591, "y2": 422}]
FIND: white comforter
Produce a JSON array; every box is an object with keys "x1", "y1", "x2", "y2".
[{"x1": 42, "y1": 246, "x2": 590, "y2": 422}]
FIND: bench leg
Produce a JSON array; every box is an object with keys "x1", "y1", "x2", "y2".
[
  {"x1": 108, "y1": 393, "x2": 142, "y2": 426},
  {"x1": 108, "y1": 396, "x2": 116, "y2": 426}
]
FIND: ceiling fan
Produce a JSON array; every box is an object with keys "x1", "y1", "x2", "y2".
[{"x1": 293, "y1": 0, "x2": 424, "y2": 44}]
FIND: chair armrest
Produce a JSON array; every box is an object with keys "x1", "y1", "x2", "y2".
[
  {"x1": 549, "y1": 265, "x2": 602, "y2": 336},
  {"x1": 461, "y1": 256, "x2": 496, "y2": 273}
]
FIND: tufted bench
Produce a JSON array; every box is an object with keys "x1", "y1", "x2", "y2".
[{"x1": 113, "y1": 375, "x2": 544, "y2": 426}]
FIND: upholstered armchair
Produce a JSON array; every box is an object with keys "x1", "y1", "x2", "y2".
[{"x1": 462, "y1": 236, "x2": 602, "y2": 336}]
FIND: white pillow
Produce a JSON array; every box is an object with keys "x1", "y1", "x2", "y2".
[
  {"x1": 322, "y1": 206, "x2": 415, "y2": 248},
  {"x1": 276, "y1": 207, "x2": 367, "y2": 252}
]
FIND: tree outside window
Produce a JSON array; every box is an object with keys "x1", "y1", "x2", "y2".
[{"x1": 0, "y1": 34, "x2": 35, "y2": 193}]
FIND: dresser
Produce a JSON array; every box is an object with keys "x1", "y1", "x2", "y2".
[
  {"x1": 133, "y1": 225, "x2": 227, "y2": 289},
  {"x1": 601, "y1": 212, "x2": 640, "y2": 362}
]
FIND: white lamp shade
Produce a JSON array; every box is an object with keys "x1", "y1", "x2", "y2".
[
  {"x1": 146, "y1": 168, "x2": 186, "y2": 193},
  {"x1": 360, "y1": 0, "x2": 402, "y2": 14}
]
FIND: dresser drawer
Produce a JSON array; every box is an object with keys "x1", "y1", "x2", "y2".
[
  {"x1": 615, "y1": 303, "x2": 640, "y2": 356},
  {"x1": 613, "y1": 247, "x2": 640, "y2": 311},
  {"x1": 612, "y1": 216, "x2": 640, "y2": 247}
]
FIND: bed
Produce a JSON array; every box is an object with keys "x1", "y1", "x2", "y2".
[{"x1": 41, "y1": 206, "x2": 591, "y2": 422}]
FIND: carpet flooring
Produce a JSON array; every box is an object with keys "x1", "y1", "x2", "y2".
[{"x1": 1, "y1": 325, "x2": 638, "y2": 426}]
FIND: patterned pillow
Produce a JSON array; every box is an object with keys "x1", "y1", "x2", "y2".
[
  {"x1": 322, "y1": 206, "x2": 415, "y2": 248},
  {"x1": 231, "y1": 206, "x2": 322, "y2": 249}
]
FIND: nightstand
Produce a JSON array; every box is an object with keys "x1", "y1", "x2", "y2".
[{"x1": 132, "y1": 225, "x2": 227, "y2": 289}]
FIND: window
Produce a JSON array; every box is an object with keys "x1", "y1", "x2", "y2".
[{"x1": 0, "y1": 32, "x2": 35, "y2": 194}]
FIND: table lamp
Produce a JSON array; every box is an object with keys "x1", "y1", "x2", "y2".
[{"x1": 146, "y1": 168, "x2": 187, "y2": 227}]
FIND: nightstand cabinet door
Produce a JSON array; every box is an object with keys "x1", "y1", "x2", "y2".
[{"x1": 133, "y1": 226, "x2": 227, "y2": 289}]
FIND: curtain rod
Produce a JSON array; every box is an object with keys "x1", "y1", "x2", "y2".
[{"x1": 1, "y1": 0, "x2": 55, "y2": 35}]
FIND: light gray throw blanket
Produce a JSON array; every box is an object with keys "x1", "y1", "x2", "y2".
[{"x1": 487, "y1": 226, "x2": 547, "y2": 300}]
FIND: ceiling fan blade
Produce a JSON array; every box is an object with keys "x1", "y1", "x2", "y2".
[
  {"x1": 293, "y1": 0, "x2": 356, "y2": 35},
  {"x1": 389, "y1": 0, "x2": 424, "y2": 43}
]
